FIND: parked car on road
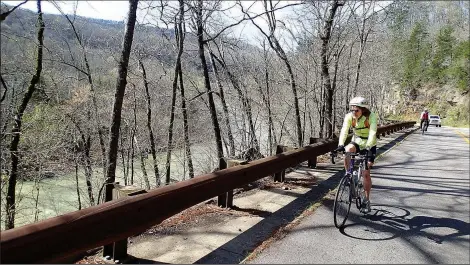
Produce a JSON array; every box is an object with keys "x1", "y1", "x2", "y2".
[{"x1": 429, "y1": 115, "x2": 441, "y2": 127}]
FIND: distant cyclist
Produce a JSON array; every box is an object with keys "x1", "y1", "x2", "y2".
[
  {"x1": 334, "y1": 96, "x2": 377, "y2": 213},
  {"x1": 420, "y1": 108, "x2": 430, "y2": 131}
]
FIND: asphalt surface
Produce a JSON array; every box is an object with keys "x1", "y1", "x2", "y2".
[{"x1": 248, "y1": 126, "x2": 470, "y2": 264}]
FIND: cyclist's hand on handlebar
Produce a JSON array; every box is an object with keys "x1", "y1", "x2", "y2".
[{"x1": 334, "y1": 145, "x2": 345, "y2": 153}]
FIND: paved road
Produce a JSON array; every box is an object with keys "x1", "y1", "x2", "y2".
[{"x1": 248, "y1": 126, "x2": 470, "y2": 264}]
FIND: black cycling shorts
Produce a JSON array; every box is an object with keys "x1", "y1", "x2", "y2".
[{"x1": 350, "y1": 142, "x2": 376, "y2": 163}]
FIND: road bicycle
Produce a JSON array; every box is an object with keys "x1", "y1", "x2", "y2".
[
  {"x1": 330, "y1": 150, "x2": 369, "y2": 228},
  {"x1": 421, "y1": 120, "x2": 429, "y2": 135}
]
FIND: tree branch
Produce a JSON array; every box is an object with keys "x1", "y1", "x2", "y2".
[
  {"x1": 203, "y1": 1, "x2": 303, "y2": 43},
  {"x1": 0, "y1": 0, "x2": 28, "y2": 22},
  {"x1": 0, "y1": 73, "x2": 8, "y2": 103}
]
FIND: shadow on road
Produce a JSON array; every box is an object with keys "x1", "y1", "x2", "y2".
[{"x1": 339, "y1": 204, "x2": 470, "y2": 245}]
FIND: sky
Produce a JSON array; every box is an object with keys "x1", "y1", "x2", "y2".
[
  {"x1": 3, "y1": 1, "x2": 131, "y2": 21},
  {"x1": 2, "y1": 0, "x2": 301, "y2": 47}
]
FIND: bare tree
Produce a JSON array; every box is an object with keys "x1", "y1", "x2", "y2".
[
  {"x1": 319, "y1": 0, "x2": 343, "y2": 138},
  {"x1": 67, "y1": 114, "x2": 95, "y2": 205},
  {"x1": 177, "y1": 0, "x2": 194, "y2": 179},
  {"x1": 104, "y1": 0, "x2": 139, "y2": 203},
  {"x1": 259, "y1": 40, "x2": 277, "y2": 154},
  {"x1": 209, "y1": 44, "x2": 260, "y2": 152},
  {"x1": 208, "y1": 49, "x2": 236, "y2": 156},
  {"x1": 164, "y1": 0, "x2": 187, "y2": 185},
  {"x1": 139, "y1": 59, "x2": 160, "y2": 186},
  {"x1": 241, "y1": 0, "x2": 304, "y2": 146},
  {"x1": 5, "y1": 0, "x2": 44, "y2": 230},
  {"x1": 178, "y1": 62, "x2": 195, "y2": 178},
  {"x1": 350, "y1": 0, "x2": 387, "y2": 95},
  {"x1": 191, "y1": 0, "x2": 225, "y2": 167}
]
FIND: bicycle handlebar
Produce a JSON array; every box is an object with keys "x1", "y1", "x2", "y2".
[{"x1": 330, "y1": 150, "x2": 370, "y2": 170}]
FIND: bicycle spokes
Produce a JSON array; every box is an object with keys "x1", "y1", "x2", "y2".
[{"x1": 334, "y1": 176, "x2": 352, "y2": 228}]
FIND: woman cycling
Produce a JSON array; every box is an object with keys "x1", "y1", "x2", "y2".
[{"x1": 335, "y1": 96, "x2": 377, "y2": 213}]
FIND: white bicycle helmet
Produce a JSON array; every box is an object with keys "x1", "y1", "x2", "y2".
[{"x1": 349, "y1": 96, "x2": 369, "y2": 110}]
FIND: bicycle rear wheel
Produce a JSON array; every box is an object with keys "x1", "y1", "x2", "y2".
[{"x1": 334, "y1": 175, "x2": 352, "y2": 228}]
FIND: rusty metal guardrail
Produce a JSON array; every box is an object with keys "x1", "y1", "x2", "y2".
[{"x1": 0, "y1": 121, "x2": 416, "y2": 264}]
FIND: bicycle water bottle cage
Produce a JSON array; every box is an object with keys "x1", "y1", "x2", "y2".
[{"x1": 352, "y1": 171, "x2": 358, "y2": 183}]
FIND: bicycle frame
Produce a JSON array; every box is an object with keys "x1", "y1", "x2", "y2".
[
  {"x1": 331, "y1": 150, "x2": 369, "y2": 228},
  {"x1": 333, "y1": 151, "x2": 368, "y2": 206},
  {"x1": 346, "y1": 153, "x2": 362, "y2": 199}
]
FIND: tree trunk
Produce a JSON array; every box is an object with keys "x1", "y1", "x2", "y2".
[
  {"x1": 68, "y1": 115, "x2": 95, "y2": 206},
  {"x1": 164, "y1": 2, "x2": 189, "y2": 184},
  {"x1": 74, "y1": 160, "x2": 82, "y2": 210},
  {"x1": 125, "y1": 141, "x2": 131, "y2": 185},
  {"x1": 352, "y1": 2, "x2": 374, "y2": 96},
  {"x1": 104, "y1": 0, "x2": 138, "y2": 202},
  {"x1": 119, "y1": 128, "x2": 127, "y2": 184},
  {"x1": 283, "y1": 58, "x2": 303, "y2": 146},
  {"x1": 321, "y1": 0, "x2": 341, "y2": 139},
  {"x1": 319, "y1": 76, "x2": 325, "y2": 138},
  {"x1": 179, "y1": 70, "x2": 194, "y2": 178},
  {"x1": 34, "y1": 177, "x2": 40, "y2": 222},
  {"x1": 5, "y1": 0, "x2": 44, "y2": 230},
  {"x1": 353, "y1": 39, "x2": 365, "y2": 96},
  {"x1": 175, "y1": 1, "x2": 193, "y2": 178},
  {"x1": 332, "y1": 51, "x2": 341, "y2": 134},
  {"x1": 345, "y1": 40, "x2": 355, "y2": 111},
  {"x1": 262, "y1": 43, "x2": 276, "y2": 154},
  {"x1": 139, "y1": 149, "x2": 151, "y2": 190},
  {"x1": 209, "y1": 52, "x2": 235, "y2": 156},
  {"x1": 195, "y1": 0, "x2": 224, "y2": 166},
  {"x1": 83, "y1": 135, "x2": 94, "y2": 205},
  {"x1": 130, "y1": 141, "x2": 135, "y2": 185},
  {"x1": 139, "y1": 60, "x2": 160, "y2": 186}
]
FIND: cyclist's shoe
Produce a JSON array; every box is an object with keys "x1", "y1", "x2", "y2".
[{"x1": 360, "y1": 199, "x2": 371, "y2": 213}]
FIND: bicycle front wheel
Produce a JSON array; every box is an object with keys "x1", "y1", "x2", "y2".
[{"x1": 334, "y1": 175, "x2": 352, "y2": 228}]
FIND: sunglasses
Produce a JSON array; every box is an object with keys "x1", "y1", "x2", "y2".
[{"x1": 350, "y1": 109, "x2": 361, "y2": 113}]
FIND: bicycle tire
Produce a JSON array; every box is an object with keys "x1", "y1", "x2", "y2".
[{"x1": 334, "y1": 175, "x2": 352, "y2": 228}]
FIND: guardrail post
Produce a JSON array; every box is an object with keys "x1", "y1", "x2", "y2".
[
  {"x1": 273, "y1": 145, "x2": 298, "y2": 182},
  {"x1": 217, "y1": 158, "x2": 232, "y2": 208},
  {"x1": 103, "y1": 183, "x2": 147, "y2": 262},
  {"x1": 217, "y1": 158, "x2": 248, "y2": 208},
  {"x1": 308, "y1": 137, "x2": 322, "y2": 168},
  {"x1": 273, "y1": 145, "x2": 285, "y2": 182}
]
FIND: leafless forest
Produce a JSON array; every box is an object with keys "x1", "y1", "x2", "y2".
[{"x1": 1, "y1": 0, "x2": 468, "y2": 230}]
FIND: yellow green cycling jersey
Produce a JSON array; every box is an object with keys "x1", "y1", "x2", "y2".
[{"x1": 338, "y1": 112, "x2": 378, "y2": 150}]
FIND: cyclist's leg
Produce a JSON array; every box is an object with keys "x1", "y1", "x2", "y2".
[
  {"x1": 362, "y1": 146, "x2": 376, "y2": 208},
  {"x1": 420, "y1": 119, "x2": 424, "y2": 129},
  {"x1": 344, "y1": 142, "x2": 359, "y2": 171}
]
